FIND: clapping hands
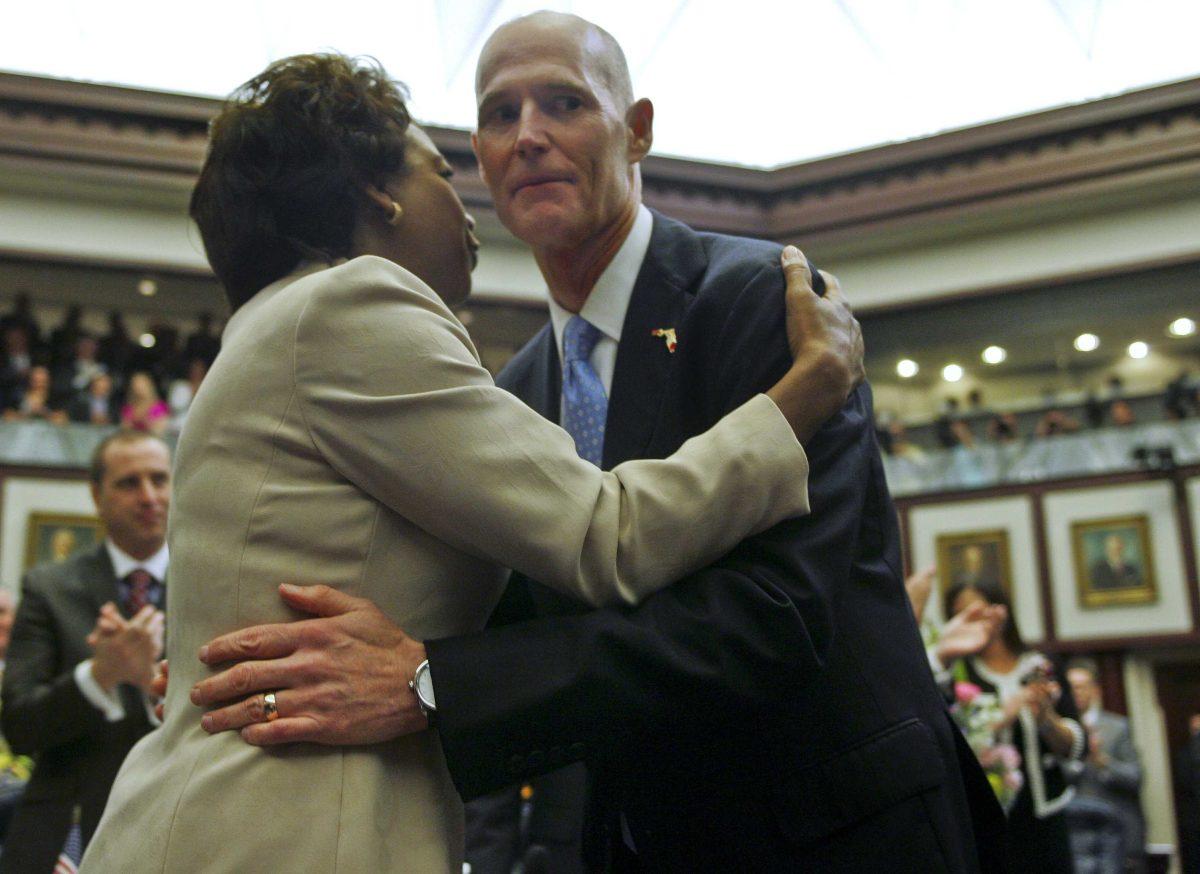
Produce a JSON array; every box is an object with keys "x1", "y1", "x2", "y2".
[{"x1": 88, "y1": 602, "x2": 164, "y2": 693}]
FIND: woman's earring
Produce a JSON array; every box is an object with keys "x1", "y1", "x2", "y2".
[{"x1": 387, "y1": 201, "x2": 404, "y2": 226}]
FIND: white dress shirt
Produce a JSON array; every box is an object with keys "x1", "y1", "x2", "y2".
[
  {"x1": 546, "y1": 205, "x2": 654, "y2": 399},
  {"x1": 74, "y1": 539, "x2": 168, "y2": 723}
]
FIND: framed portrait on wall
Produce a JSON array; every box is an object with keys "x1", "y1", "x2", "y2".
[
  {"x1": 1071, "y1": 514, "x2": 1157, "y2": 608},
  {"x1": 23, "y1": 512, "x2": 103, "y2": 572},
  {"x1": 935, "y1": 529, "x2": 1013, "y2": 599}
]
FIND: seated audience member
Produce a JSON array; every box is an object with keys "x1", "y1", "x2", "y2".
[
  {"x1": 1064, "y1": 660, "x2": 1145, "y2": 873},
  {"x1": 54, "y1": 335, "x2": 107, "y2": 402},
  {"x1": 0, "y1": 327, "x2": 33, "y2": 413},
  {"x1": 3, "y1": 366, "x2": 67, "y2": 424},
  {"x1": 987, "y1": 411, "x2": 1020, "y2": 443},
  {"x1": 1165, "y1": 371, "x2": 1198, "y2": 420},
  {"x1": 1035, "y1": 409, "x2": 1080, "y2": 438},
  {"x1": 887, "y1": 419, "x2": 926, "y2": 461},
  {"x1": 120, "y1": 372, "x2": 169, "y2": 435},
  {"x1": 1109, "y1": 400, "x2": 1136, "y2": 428},
  {"x1": 183, "y1": 313, "x2": 221, "y2": 368},
  {"x1": 0, "y1": 431, "x2": 169, "y2": 872},
  {"x1": 935, "y1": 398, "x2": 975, "y2": 448},
  {"x1": 936, "y1": 581, "x2": 1086, "y2": 874},
  {"x1": 167, "y1": 358, "x2": 208, "y2": 433},
  {"x1": 68, "y1": 373, "x2": 119, "y2": 426}
]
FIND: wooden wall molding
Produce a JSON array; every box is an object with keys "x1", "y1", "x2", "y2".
[{"x1": 4, "y1": 70, "x2": 1198, "y2": 243}]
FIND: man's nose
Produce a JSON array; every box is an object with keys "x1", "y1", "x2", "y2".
[{"x1": 515, "y1": 103, "x2": 549, "y2": 158}]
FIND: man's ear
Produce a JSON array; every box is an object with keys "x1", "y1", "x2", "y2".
[
  {"x1": 471, "y1": 131, "x2": 491, "y2": 187},
  {"x1": 626, "y1": 98, "x2": 654, "y2": 163}
]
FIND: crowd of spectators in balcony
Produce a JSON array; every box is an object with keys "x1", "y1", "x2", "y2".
[
  {"x1": 0, "y1": 294, "x2": 219, "y2": 435},
  {"x1": 879, "y1": 377, "x2": 1200, "y2": 458}
]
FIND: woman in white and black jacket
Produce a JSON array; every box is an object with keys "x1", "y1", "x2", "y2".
[{"x1": 940, "y1": 580, "x2": 1087, "y2": 874}]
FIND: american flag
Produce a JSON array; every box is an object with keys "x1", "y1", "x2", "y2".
[{"x1": 54, "y1": 823, "x2": 82, "y2": 874}]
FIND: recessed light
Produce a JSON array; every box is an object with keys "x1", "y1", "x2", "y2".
[
  {"x1": 1168, "y1": 317, "x2": 1196, "y2": 337},
  {"x1": 139, "y1": 333, "x2": 156, "y2": 349},
  {"x1": 982, "y1": 346, "x2": 1007, "y2": 365},
  {"x1": 1074, "y1": 333, "x2": 1100, "y2": 352},
  {"x1": 942, "y1": 364, "x2": 964, "y2": 383},
  {"x1": 1128, "y1": 341, "x2": 1149, "y2": 359},
  {"x1": 896, "y1": 359, "x2": 919, "y2": 378},
  {"x1": 137, "y1": 278, "x2": 158, "y2": 297}
]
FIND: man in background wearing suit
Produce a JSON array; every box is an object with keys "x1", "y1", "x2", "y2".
[
  {"x1": 190, "y1": 11, "x2": 1005, "y2": 872},
  {"x1": 1067, "y1": 660, "x2": 1146, "y2": 873},
  {"x1": 0, "y1": 431, "x2": 167, "y2": 872}
]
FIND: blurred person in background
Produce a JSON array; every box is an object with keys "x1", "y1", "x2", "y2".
[
  {"x1": 68, "y1": 373, "x2": 119, "y2": 426},
  {"x1": 1064, "y1": 660, "x2": 1145, "y2": 873},
  {"x1": 0, "y1": 589, "x2": 32, "y2": 850},
  {"x1": 97, "y1": 310, "x2": 133, "y2": 376},
  {"x1": 47, "y1": 305, "x2": 83, "y2": 368},
  {"x1": 183, "y1": 313, "x2": 221, "y2": 368},
  {"x1": 3, "y1": 365, "x2": 67, "y2": 424},
  {"x1": 53, "y1": 334, "x2": 107, "y2": 404},
  {"x1": 167, "y1": 358, "x2": 208, "y2": 434},
  {"x1": 936, "y1": 580, "x2": 1086, "y2": 873},
  {"x1": 120, "y1": 372, "x2": 168, "y2": 435},
  {"x1": 0, "y1": 327, "x2": 33, "y2": 413},
  {"x1": 0, "y1": 431, "x2": 168, "y2": 872}
]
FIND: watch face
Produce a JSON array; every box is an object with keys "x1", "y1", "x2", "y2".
[{"x1": 416, "y1": 668, "x2": 436, "y2": 709}]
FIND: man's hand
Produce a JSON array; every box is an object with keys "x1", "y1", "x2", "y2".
[
  {"x1": 88, "y1": 603, "x2": 165, "y2": 693},
  {"x1": 935, "y1": 601, "x2": 1006, "y2": 664},
  {"x1": 190, "y1": 584, "x2": 428, "y2": 747},
  {"x1": 769, "y1": 247, "x2": 865, "y2": 443},
  {"x1": 904, "y1": 564, "x2": 936, "y2": 623}
]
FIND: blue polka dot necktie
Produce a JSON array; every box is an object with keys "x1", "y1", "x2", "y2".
[{"x1": 562, "y1": 315, "x2": 607, "y2": 467}]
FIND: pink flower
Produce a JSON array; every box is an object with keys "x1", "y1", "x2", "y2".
[{"x1": 955, "y1": 682, "x2": 982, "y2": 704}]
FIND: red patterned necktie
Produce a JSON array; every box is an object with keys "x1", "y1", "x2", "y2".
[{"x1": 124, "y1": 568, "x2": 154, "y2": 614}]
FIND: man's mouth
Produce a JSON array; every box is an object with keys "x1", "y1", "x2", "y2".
[{"x1": 512, "y1": 174, "x2": 572, "y2": 194}]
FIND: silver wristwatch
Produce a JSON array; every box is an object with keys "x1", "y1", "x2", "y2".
[{"x1": 409, "y1": 659, "x2": 437, "y2": 719}]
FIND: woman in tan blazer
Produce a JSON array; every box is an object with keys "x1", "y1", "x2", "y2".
[{"x1": 82, "y1": 55, "x2": 860, "y2": 872}]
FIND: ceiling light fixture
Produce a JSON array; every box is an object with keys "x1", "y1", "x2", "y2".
[
  {"x1": 896, "y1": 359, "x2": 919, "y2": 378},
  {"x1": 942, "y1": 364, "x2": 964, "y2": 383},
  {"x1": 1074, "y1": 333, "x2": 1100, "y2": 352},
  {"x1": 982, "y1": 345, "x2": 1007, "y2": 365},
  {"x1": 1168, "y1": 317, "x2": 1196, "y2": 337},
  {"x1": 137, "y1": 278, "x2": 157, "y2": 297},
  {"x1": 138, "y1": 333, "x2": 156, "y2": 349},
  {"x1": 1128, "y1": 341, "x2": 1149, "y2": 359}
]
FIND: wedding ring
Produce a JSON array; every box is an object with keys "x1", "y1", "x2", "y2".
[{"x1": 263, "y1": 692, "x2": 279, "y2": 722}]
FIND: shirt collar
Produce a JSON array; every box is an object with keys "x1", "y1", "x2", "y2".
[
  {"x1": 547, "y1": 204, "x2": 653, "y2": 361},
  {"x1": 105, "y1": 539, "x2": 169, "y2": 583}
]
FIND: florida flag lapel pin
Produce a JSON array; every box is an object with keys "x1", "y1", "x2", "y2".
[{"x1": 651, "y1": 328, "x2": 677, "y2": 353}]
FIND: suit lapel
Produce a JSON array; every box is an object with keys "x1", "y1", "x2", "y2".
[
  {"x1": 80, "y1": 544, "x2": 121, "y2": 616},
  {"x1": 603, "y1": 211, "x2": 707, "y2": 469}
]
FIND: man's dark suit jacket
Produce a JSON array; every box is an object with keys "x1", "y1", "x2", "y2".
[
  {"x1": 427, "y1": 210, "x2": 1007, "y2": 872},
  {"x1": 0, "y1": 544, "x2": 155, "y2": 872}
]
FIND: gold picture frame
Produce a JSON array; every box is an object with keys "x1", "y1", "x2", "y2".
[
  {"x1": 23, "y1": 512, "x2": 104, "y2": 572},
  {"x1": 936, "y1": 529, "x2": 1013, "y2": 603},
  {"x1": 1071, "y1": 514, "x2": 1157, "y2": 609}
]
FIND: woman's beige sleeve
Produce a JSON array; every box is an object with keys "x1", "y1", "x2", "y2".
[{"x1": 293, "y1": 257, "x2": 811, "y2": 608}]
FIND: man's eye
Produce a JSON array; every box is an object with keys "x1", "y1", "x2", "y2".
[
  {"x1": 552, "y1": 95, "x2": 582, "y2": 112},
  {"x1": 484, "y1": 105, "x2": 518, "y2": 125}
]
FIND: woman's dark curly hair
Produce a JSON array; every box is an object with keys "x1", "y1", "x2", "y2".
[{"x1": 190, "y1": 54, "x2": 412, "y2": 311}]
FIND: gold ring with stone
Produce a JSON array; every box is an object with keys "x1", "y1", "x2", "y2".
[{"x1": 263, "y1": 692, "x2": 279, "y2": 722}]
